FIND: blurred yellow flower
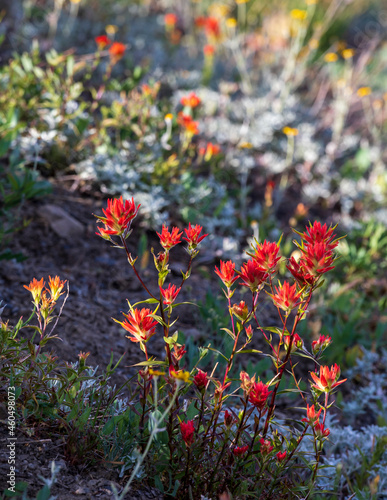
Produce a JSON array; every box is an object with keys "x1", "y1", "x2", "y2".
[
  {"x1": 209, "y1": 3, "x2": 230, "y2": 17},
  {"x1": 226, "y1": 18, "x2": 238, "y2": 28},
  {"x1": 70, "y1": 0, "x2": 81, "y2": 4},
  {"x1": 357, "y1": 87, "x2": 372, "y2": 97},
  {"x1": 165, "y1": 113, "x2": 173, "y2": 121},
  {"x1": 305, "y1": 0, "x2": 317, "y2": 4},
  {"x1": 236, "y1": 0, "x2": 249, "y2": 4},
  {"x1": 283, "y1": 126, "x2": 299, "y2": 136},
  {"x1": 342, "y1": 48, "x2": 355, "y2": 59},
  {"x1": 290, "y1": 9, "x2": 308, "y2": 20},
  {"x1": 106, "y1": 24, "x2": 118, "y2": 35},
  {"x1": 149, "y1": 369, "x2": 165, "y2": 377},
  {"x1": 170, "y1": 369, "x2": 190, "y2": 383},
  {"x1": 324, "y1": 52, "x2": 338, "y2": 63},
  {"x1": 239, "y1": 141, "x2": 253, "y2": 148}
]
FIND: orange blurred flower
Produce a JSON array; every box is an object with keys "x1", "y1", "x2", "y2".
[
  {"x1": 95, "y1": 35, "x2": 111, "y2": 50},
  {"x1": 108, "y1": 42, "x2": 126, "y2": 64},
  {"x1": 181, "y1": 92, "x2": 201, "y2": 108}
]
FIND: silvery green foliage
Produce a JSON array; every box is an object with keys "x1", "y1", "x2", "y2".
[{"x1": 316, "y1": 349, "x2": 387, "y2": 498}]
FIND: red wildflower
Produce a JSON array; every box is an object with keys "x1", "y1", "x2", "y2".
[
  {"x1": 157, "y1": 225, "x2": 183, "y2": 250},
  {"x1": 95, "y1": 196, "x2": 140, "y2": 239},
  {"x1": 193, "y1": 369, "x2": 208, "y2": 391},
  {"x1": 302, "y1": 221, "x2": 339, "y2": 252},
  {"x1": 276, "y1": 451, "x2": 287, "y2": 462},
  {"x1": 271, "y1": 281, "x2": 303, "y2": 313},
  {"x1": 300, "y1": 241, "x2": 336, "y2": 276},
  {"x1": 95, "y1": 35, "x2": 111, "y2": 50},
  {"x1": 240, "y1": 371, "x2": 255, "y2": 396},
  {"x1": 199, "y1": 142, "x2": 221, "y2": 161},
  {"x1": 311, "y1": 335, "x2": 332, "y2": 356},
  {"x1": 181, "y1": 92, "x2": 201, "y2": 108},
  {"x1": 224, "y1": 410, "x2": 233, "y2": 427},
  {"x1": 260, "y1": 438, "x2": 273, "y2": 456},
  {"x1": 204, "y1": 17, "x2": 220, "y2": 40},
  {"x1": 239, "y1": 259, "x2": 268, "y2": 292},
  {"x1": 302, "y1": 404, "x2": 322, "y2": 425},
  {"x1": 108, "y1": 42, "x2": 126, "y2": 64},
  {"x1": 48, "y1": 275, "x2": 67, "y2": 301},
  {"x1": 314, "y1": 421, "x2": 330, "y2": 439},
  {"x1": 249, "y1": 381, "x2": 272, "y2": 410},
  {"x1": 203, "y1": 44, "x2": 215, "y2": 56},
  {"x1": 252, "y1": 240, "x2": 281, "y2": 274},
  {"x1": 180, "y1": 420, "x2": 195, "y2": 446},
  {"x1": 172, "y1": 344, "x2": 186, "y2": 363},
  {"x1": 183, "y1": 223, "x2": 208, "y2": 249},
  {"x1": 160, "y1": 284, "x2": 181, "y2": 305},
  {"x1": 24, "y1": 277, "x2": 45, "y2": 306},
  {"x1": 233, "y1": 445, "x2": 249, "y2": 456},
  {"x1": 283, "y1": 333, "x2": 303, "y2": 352},
  {"x1": 310, "y1": 364, "x2": 347, "y2": 393},
  {"x1": 118, "y1": 308, "x2": 158, "y2": 343},
  {"x1": 231, "y1": 301, "x2": 249, "y2": 322},
  {"x1": 215, "y1": 260, "x2": 239, "y2": 288},
  {"x1": 177, "y1": 112, "x2": 199, "y2": 135},
  {"x1": 286, "y1": 256, "x2": 316, "y2": 287},
  {"x1": 164, "y1": 13, "x2": 178, "y2": 27}
]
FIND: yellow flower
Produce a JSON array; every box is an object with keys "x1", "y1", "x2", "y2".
[
  {"x1": 357, "y1": 86, "x2": 371, "y2": 98},
  {"x1": 324, "y1": 52, "x2": 338, "y2": 63},
  {"x1": 24, "y1": 278, "x2": 45, "y2": 306},
  {"x1": 290, "y1": 9, "x2": 308, "y2": 20},
  {"x1": 70, "y1": 0, "x2": 81, "y2": 4},
  {"x1": 149, "y1": 368, "x2": 165, "y2": 377},
  {"x1": 165, "y1": 113, "x2": 173, "y2": 121},
  {"x1": 342, "y1": 48, "x2": 355, "y2": 59},
  {"x1": 226, "y1": 18, "x2": 238, "y2": 28},
  {"x1": 236, "y1": 0, "x2": 248, "y2": 4},
  {"x1": 283, "y1": 126, "x2": 299, "y2": 137},
  {"x1": 170, "y1": 369, "x2": 190, "y2": 383},
  {"x1": 105, "y1": 24, "x2": 118, "y2": 35},
  {"x1": 238, "y1": 141, "x2": 253, "y2": 149},
  {"x1": 208, "y1": 3, "x2": 230, "y2": 17}
]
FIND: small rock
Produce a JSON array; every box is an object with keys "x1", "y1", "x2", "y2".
[{"x1": 38, "y1": 204, "x2": 84, "y2": 240}]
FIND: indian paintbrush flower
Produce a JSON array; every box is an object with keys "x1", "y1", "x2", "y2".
[
  {"x1": 181, "y1": 92, "x2": 201, "y2": 109},
  {"x1": 193, "y1": 369, "x2": 208, "y2": 391},
  {"x1": 283, "y1": 333, "x2": 304, "y2": 352},
  {"x1": 108, "y1": 42, "x2": 126, "y2": 64},
  {"x1": 302, "y1": 404, "x2": 322, "y2": 425},
  {"x1": 233, "y1": 445, "x2": 249, "y2": 456},
  {"x1": 157, "y1": 225, "x2": 183, "y2": 250},
  {"x1": 24, "y1": 278, "x2": 45, "y2": 306},
  {"x1": 249, "y1": 381, "x2": 272, "y2": 410},
  {"x1": 238, "y1": 259, "x2": 268, "y2": 292},
  {"x1": 95, "y1": 35, "x2": 111, "y2": 50},
  {"x1": 117, "y1": 308, "x2": 158, "y2": 343},
  {"x1": 215, "y1": 260, "x2": 239, "y2": 288},
  {"x1": 95, "y1": 196, "x2": 140, "y2": 239},
  {"x1": 48, "y1": 275, "x2": 67, "y2": 301},
  {"x1": 180, "y1": 420, "x2": 195, "y2": 446},
  {"x1": 252, "y1": 240, "x2": 281, "y2": 274},
  {"x1": 311, "y1": 335, "x2": 332, "y2": 355},
  {"x1": 160, "y1": 284, "x2": 181, "y2": 305},
  {"x1": 183, "y1": 223, "x2": 208, "y2": 251},
  {"x1": 310, "y1": 364, "x2": 346, "y2": 394},
  {"x1": 270, "y1": 281, "x2": 303, "y2": 313},
  {"x1": 260, "y1": 438, "x2": 274, "y2": 456}
]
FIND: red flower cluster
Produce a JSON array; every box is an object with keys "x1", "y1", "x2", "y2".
[
  {"x1": 310, "y1": 364, "x2": 346, "y2": 393},
  {"x1": 233, "y1": 445, "x2": 249, "y2": 456},
  {"x1": 199, "y1": 142, "x2": 221, "y2": 161},
  {"x1": 118, "y1": 308, "x2": 158, "y2": 344},
  {"x1": 271, "y1": 281, "x2": 303, "y2": 313},
  {"x1": 24, "y1": 276, "x2": 67, "y2": 307},
  {"x1": 311, "y1": 334, "x2": 332, "y2": 355},
  {"x1": 215, "y1": 260, "x2": 239, "y2": 288},
  {"x1": 157, "y1": 225, "x2": 183, "y2": 250},
  {"x1": 180, "y1": 420, "x2": 195, "y2": 446},
  {"x1": 252, "y1": 240, "x2": 281, "y2": 274},
  {"x1": 193, "y1": 369, "x2": 208, "y2": 391},
  {"x1": 183, "y1": 223, "x2": 208, "y2": 250},
  {"x1": 181, "y1": 92, "x2": 201, "y2": 109},
  {"x1": 239, "y1": 259, "x2": 268, "y2": 292},
  {"x1": 95, "y1": 197, "x2": 140, "y2": 239},
  {"x1": 248, "y1": 381, "x2": 272, "y2": 410},
  {"x1": 260, "y1": 438, "x2": 273, "y2": 456},
  {"x1": 195, "y1": 16, "x2": 221, "y2": 41},
  {"x1": 95, "y1": 36, "x2": 126, "y2": 63},
  {"x1": 95, "y1": 35, "x2": 111, "y2": 50},
  {"x1": 177, "y1": 112, "x2": 199, "y2": 135},
  {"x1": 287, "y1": 221, "x2": 340, "y2": 286},
  {"x1": 276, "y1": 451, "x2": 287, "y2": 462},
  {"x1": 302, "y1": 404, "x2": 322, "y2": 425},
  {"x1": 160, "y1": 284, "x2": 181, "y2": 305},
  {"x1": 283, "y1": 333, "x2": 303, "y2": 352}
]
